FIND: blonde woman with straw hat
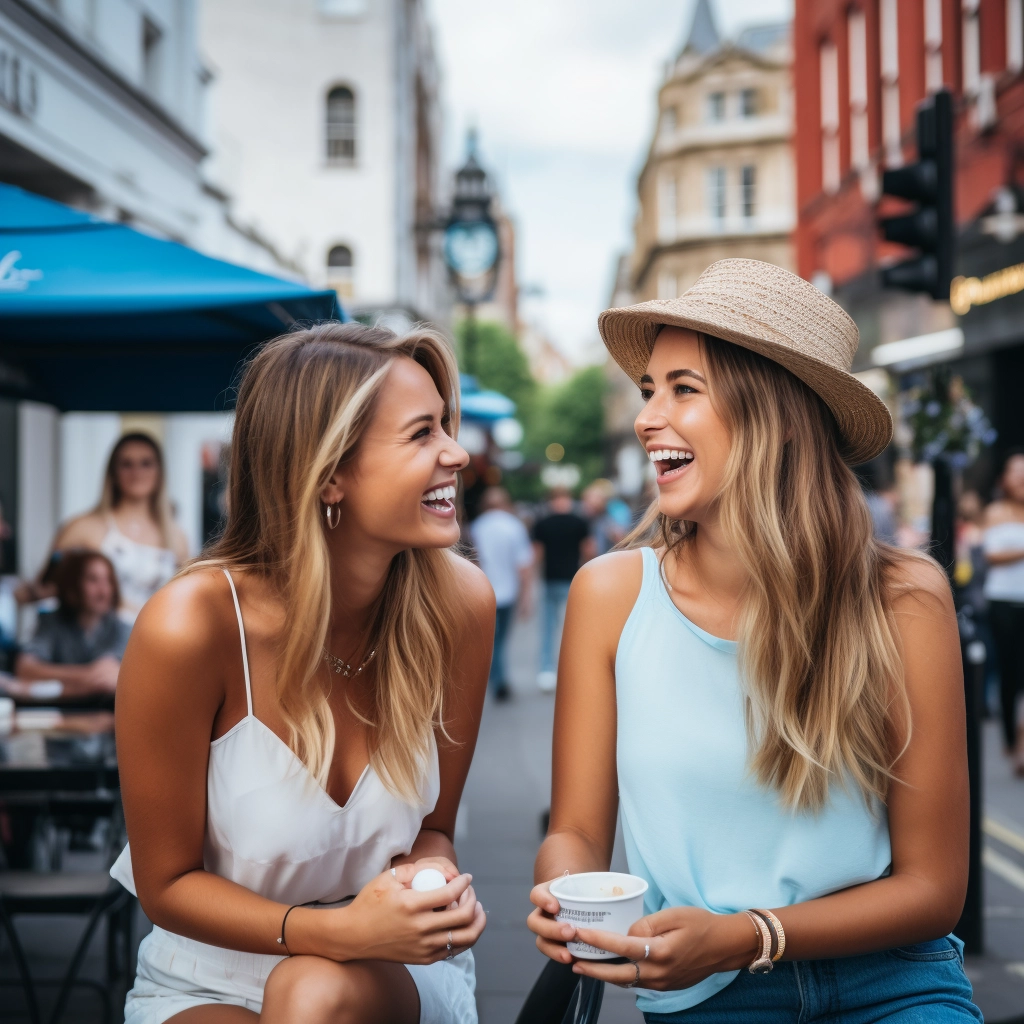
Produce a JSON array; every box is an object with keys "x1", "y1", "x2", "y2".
[
  {"x1": 112, "y1": 323, "x2": 490, "y2": 1024},
  {"x1": 528, "y1": 260, "x2": 981, "y2": 1021}
]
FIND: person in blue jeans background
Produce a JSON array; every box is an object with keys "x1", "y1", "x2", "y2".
[
  {"x1": 529, "y1": 261, "x2": 982, "y2": 1022},
  {"x1": 470, "y1": 487, "x2": 534, "y2": 702},
  {"x1": 531, "y1": 488, "x2": 591, "y2": 693}
]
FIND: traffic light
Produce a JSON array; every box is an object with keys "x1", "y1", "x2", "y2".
[{"x1": 879, "y1": 89, "x2": 954, "y2": 300}]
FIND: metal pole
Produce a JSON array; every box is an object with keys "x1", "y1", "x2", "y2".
[
  {"x1": 464, "y1": 303, "x2": 478, "y2": 378},
  {"x1": 955, "y1": 638, "x2": 985, "y2": 954}
]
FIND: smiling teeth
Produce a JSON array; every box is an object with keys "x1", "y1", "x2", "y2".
[
  {"x1": 647, "y1": 450, "x2": 693, "y2": 463},
  {"x1": 424, "y1": 485, "x2": 457, "y2": 502}
]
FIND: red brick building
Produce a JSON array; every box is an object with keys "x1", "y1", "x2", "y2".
[{"x1": 794, "y1": 0, "x2": 1024, "y2": 470}]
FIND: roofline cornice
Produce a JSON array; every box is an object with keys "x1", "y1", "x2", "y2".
[
  {"x1": 2, "y1": 0, "x2": 207, "y2": 162},
  {"x1": 633, "y1": 232, "x2": 791, "y2": 289}
]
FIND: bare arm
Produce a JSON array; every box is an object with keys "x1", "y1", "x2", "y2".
[
  {"x1": 117, "y1": 569, "x2": 483, "y2": 965},
  {"x1": 528, "y1": 553, "x2": 640, "y2": 958},
  {"x1": 568, "y1": 557, "x2": 970, "y2": 990},
  {"x1": 983, "y1": 504, "x2": 1024, "y2": 565},
  {"x1": 14, "y1": 652, "x2": 119, "y2": 695}
]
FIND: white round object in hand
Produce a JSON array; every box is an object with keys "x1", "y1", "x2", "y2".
[
  {"x1": 411, "y1": 867, "x2": 448, "y2": 893},
  {"x1": 549, "y1": 871, "x2": 649, "y2": 960}
]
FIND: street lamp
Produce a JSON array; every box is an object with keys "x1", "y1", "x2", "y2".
[{"x1": 444, "y1": 131, "x2": 500, "y2": 376}]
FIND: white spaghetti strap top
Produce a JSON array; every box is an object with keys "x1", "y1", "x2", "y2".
[
  {"x1": 100, "y1": 519, "x2": 177, "y2": 622},
  {"x1": 111, "y1": 569, "x2": 440, "y2": 905}
]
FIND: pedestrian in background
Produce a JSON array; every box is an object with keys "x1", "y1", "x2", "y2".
[
  {"x1": 531, "y1": 487, "x2": 591, "y2": 692},
  {"x1": 11, "y1": 550, "x2": 128, "y2": 704},
  {"x1": 471, "y1": 487, "x2": 534, "y2": 702},
  {"x1": 581, "y1": 480, "x2": 626, "y2": 556},
  {"x1": 983, "y1": 449, "x2": 1024, "y2": 775},
  {"x1": 17, "y1": 433, "x2": 188, "y2": 622}
]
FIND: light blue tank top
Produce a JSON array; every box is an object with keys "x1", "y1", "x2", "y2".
[{"x1": 616, "y1": 547, "x2": 892, "y2": 1014}]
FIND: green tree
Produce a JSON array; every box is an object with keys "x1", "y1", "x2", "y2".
[
  {"x1": 455, "y1": 319, "x2": 538, "y2": 432},
  {"x1": 533, "y1": 365, "x2": 607, "y2": 487}
]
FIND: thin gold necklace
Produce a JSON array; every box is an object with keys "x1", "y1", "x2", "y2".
[{"x1": 322, "y1": 644, "x2": 378, "y2": 678}]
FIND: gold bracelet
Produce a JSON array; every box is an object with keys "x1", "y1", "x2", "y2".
[{"x1": 751, "y1": 908, "x2": 786, "y2": 962}]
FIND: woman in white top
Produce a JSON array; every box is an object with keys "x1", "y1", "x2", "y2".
[
  {"x1": 20, "y1": 433, "x2": 187, "y2": 622},
  {"x1": 113, "y1": 322, "x2": 492, "y2": 1023},
  {"x1": 983, "y1": 449, "x2": 1024, "y2": 774}
]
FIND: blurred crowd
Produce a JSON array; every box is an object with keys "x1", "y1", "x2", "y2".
[
  {"x1": 2, "y1": 435, "x2": 1023, "y2": 785},
  {"x1": 0, "y1": 433, "x2": 187, "y2": 710}
]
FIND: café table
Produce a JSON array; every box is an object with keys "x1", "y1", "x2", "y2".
[
  {"x1": 0, "y1": 709, "x2": 118, "y2": 870},
  {"x1": 0, "y1": 709, "x2": 131, "y2": 1024}
]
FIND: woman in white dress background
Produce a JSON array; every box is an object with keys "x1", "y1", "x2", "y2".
[
  {"x1": 19, "y1": 433, "x2": 188, "y2": 622},
  {"x1": 112, "y1": 322, "x2": 492, "y2": 1023}
]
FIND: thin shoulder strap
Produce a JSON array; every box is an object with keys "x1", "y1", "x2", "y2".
[{"x1": 222, "y1": 569, "x2": 253, "y2": 717}]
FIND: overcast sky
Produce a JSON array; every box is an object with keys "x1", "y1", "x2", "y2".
[{"x1": 429, "y1": 0, "x2": 793, "y2": 363}]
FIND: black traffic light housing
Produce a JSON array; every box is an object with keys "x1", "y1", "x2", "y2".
[{"x1": 879, "y1": 89, "x2": 954, "y2": 300}]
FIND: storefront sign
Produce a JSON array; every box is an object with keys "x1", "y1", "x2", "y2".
[{"x1": 951, "y1": 262, "x2": 1024, "y2": 315}]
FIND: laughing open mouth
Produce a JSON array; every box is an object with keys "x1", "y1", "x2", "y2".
[
  {"x1": 648, "y1": 448, "x2": 694, "y2": 477},
  {"x1": 422, "y1": 484, "x2": 457, "y2": 512}
]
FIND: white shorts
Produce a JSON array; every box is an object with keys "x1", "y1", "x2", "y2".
[{"x1": 123, "y1": 925, "x2": 478, "y2": 1024}]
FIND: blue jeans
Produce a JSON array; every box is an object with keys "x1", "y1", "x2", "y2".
[
  {"x1": 489, "y1": 604, "x2": 514, "y2": 693},
  {"x1": 644, "y1": 937, "x2": 981, "y2": 1023},
  {"x1": 540, "y1": 580, "x2": 572, "y2": 674}
]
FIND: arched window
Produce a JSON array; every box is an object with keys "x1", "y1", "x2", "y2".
[
  {"x1": 327, "y1": 244, "x2": 354, "y2": 299},
  {"x1": 326, "y1": 86, "x2": 356, "y2": 162}
]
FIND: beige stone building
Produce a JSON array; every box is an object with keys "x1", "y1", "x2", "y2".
[
  {"x1": 630, "y1": 0, "x2": 795, "y2": 302},
  {"x1": 606, "y1": 0, "x2": 795, "y2": 499}
]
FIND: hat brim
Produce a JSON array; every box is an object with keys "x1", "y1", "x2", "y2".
[{"x1": 598, "y1": 299, "x2": 892, "y2": 467}]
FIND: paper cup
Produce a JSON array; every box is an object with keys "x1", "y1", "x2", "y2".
[{"x1": 549, "y1": 871, "x2": 648, "y2": 960}]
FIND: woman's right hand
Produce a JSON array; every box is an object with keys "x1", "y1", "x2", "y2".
[
  {"x1": 319, "y1": 866, "x2": 486, "y2": 964},
  {"x1": 527, "y1": 879, "x2": 576, "y2": 965}
]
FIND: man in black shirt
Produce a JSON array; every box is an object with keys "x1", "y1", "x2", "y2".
[{"x1": 531, "y1": 487, "x2": 591, "y2": 692}]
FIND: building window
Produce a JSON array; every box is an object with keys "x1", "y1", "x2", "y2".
[
  {"x1": 706, "y1": 167, "x2": 727, "y2": 224},
  {"x1": 657, "y1": 175, "x2": 677, "y2": 241},
  {"x1": 326, "y1": 86, "x2": 356, "y2": 163},
  {"x1": 740, "y1": 88, "x2": 759, "y2": 117},
  {"x1": 740, "y1": 165, "x2": 756, "y2": 219},
  {"x1": 327, "y1": 245, "x2": 354, "y2": 299},
  {"x1": 880, "y1": 0, "x2": 901, "y2": 167},
  {"x1": 820, "y1": 41, "x2": 841, "y2": 193},
  {"x1": 706, "y1": 91, "x2": 726, "y2": 122},
  {"x1": 847, "y1": 8, "x2": 869, "y2": 172},
  {"x1": 1010, "y1": 0, "x2": 1024, "y2": 73},
  {"x1": 142, "y1": 17, "x2": 164, "y2": 97},
  {"x1": 925, "y1": 0, "x2": 945, "y2": 90}
]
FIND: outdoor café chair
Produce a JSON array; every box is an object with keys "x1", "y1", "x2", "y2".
[
  {"x1": 0, "y1": 870, "x2": 133, "y2": 1024},
  {"x1": 515, "y1": 960, "x2": 605, "y2": 1024}
]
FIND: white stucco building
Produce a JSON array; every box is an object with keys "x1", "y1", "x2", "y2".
[
  {"x1": 200, "y1": 0, "x2": 449, "y2": 323},
  {"x1": 0, "y1": 0, "x2": 288, "y2": 586}
]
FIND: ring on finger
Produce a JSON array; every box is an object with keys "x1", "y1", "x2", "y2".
[
  {"x1": 625, "y1": 959, "x2": 641, "y2": 989},
  {"x1": 446, "y1": 930, "x2": 454, "y2": 960},
  {"x1": 644, "y1": 943, "x2": 650, "y2": 960}
]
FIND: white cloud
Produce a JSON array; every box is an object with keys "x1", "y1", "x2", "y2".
[{"x1": 430, "y1": 0, "x2": 793, "y2": 361}]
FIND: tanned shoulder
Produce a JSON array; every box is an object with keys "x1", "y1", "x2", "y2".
[
  {"x1": 886, "y1": 549, "x2": 955, "y2": 620},
  {"x1": 447, "y1": 550, "x2": 496, "y2": 630}
]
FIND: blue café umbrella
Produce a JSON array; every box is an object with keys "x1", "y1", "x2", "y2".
[{"x1": 0, "y1": 183, "x2": 340, "y2": 411}]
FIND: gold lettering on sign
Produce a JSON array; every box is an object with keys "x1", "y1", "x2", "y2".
[{"x1": 951, "y1": 263, "x2": 1024, "y2": 315}]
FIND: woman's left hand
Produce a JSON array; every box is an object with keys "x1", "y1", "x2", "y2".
[{"x1": 569, "y1": 906, "x2": 758, "y2": 991}]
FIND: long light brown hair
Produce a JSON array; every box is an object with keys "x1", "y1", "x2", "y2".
[
  {"x1": 624, "y1": 333, "x2": 915, "y2": 812},
  {"x1": 190, "y1": 322, "x2": 463, "y2": 800},
  {"x1": 95, "y1": 433, "x2": 175, "y2": 547}
]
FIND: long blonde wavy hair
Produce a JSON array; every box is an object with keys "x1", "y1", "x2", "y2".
[
  {"x1": 624, "y1": 333, "x2": 915, "y2": 813},
  {"x1": 95, "y1": 433, "x2": 176, "y2": 548},
  {"x1": 190, "y1": 321, "x2": 463, "y2": 800}
]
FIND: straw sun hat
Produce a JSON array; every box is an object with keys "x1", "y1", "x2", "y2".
[{"x1": 598, "y1": 259, "x2": 892, "y2": 466}]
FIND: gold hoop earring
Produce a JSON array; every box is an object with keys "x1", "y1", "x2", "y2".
[{"x1": 325, "y1": 503, "x2": 340, "y2": 530}]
